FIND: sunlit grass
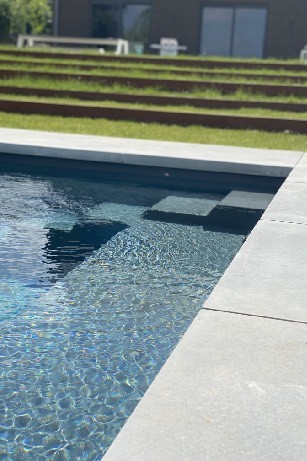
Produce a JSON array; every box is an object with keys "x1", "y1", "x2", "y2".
[
  {"x1": 2, "y1": 76, "x2": 307, "y2": 104},
  {"x1": 0, "y1": 62, "x2": 306, "y2": 86},
  {"x1": 0, "y1": 44, "x2": 303, "y2": 66},
  {"x1": 2, "y1": 93, "x2": 307, "y2": 120},
  {"x1": 0, "y1": 46, "x2": 306, "y2": 151},
  {"x1": 0, "y1": 53, "x2": 307, "y2": 79},
  {"x1": 0, "y1": 111, "x2": 306, "y2": 151}
]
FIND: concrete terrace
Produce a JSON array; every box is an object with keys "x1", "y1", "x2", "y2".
[{"x1": 0, "y1": 128, "x2": 306, "y2": 460}]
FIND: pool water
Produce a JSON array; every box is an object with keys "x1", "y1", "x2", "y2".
[{"x1": 0, "y1": 168, "x2": 257, "y2": 460}]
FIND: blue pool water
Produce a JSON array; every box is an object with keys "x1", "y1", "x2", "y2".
[{"x1": 0, "y1": 169, "x2": 250, "y2": 460}]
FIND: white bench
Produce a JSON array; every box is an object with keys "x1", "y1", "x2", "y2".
[
  {"x1": 150, "y1": 37, "x2": 187, "y2": 56},
  {"x1": 16, "y1": 35, "x2": 129, "y2": 55}
]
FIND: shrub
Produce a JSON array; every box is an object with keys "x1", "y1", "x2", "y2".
[{"x1": 0, "y1": 0, "x2": 51, "y2": 41}]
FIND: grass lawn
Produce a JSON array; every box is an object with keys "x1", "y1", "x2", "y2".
[
  {"x1": 1, "y1": 54, "x2": 307, "y2": 79},
  {"x1": 2, "y1": 77, "x2": 307, "y2": 104},
  {"x1": 0, "y1": 111, "x2": 306, "y2": 151},
  {"x1": 3, "y1": 93, "x2": 307, "y2": 120},
  {"x1": 1, "y1": 62, "x2": 307, "y2": 85},
  {"x1": 0, "y1": 44, "x2": 303, "y2": 65},
  {"x1": 0, "y1": 46, "x2": 306, "y2": 152}
]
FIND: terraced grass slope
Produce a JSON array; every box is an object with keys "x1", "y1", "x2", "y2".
[{"x1": 0, "y1": 45, "x2": 307, "y2": 150}]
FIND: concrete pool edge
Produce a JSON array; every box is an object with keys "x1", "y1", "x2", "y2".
[
  {"x1": 0, "y1": 127, "x2": 303, "y2": 177},
  {"x1": 103, "y1": 151, "x2": 307, "y2": 460},
  {"x1": 0, "y1": 128, "x2": 306, "y2": 460}
]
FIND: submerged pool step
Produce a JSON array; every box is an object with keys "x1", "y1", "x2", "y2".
[
  {"x1": 151, "y1": 194, "x2": 221, "y2": 217},
  {"x1": 220, "y1": 190, "x2": 274, "y2": 210},
  {"x1": 144, "y1": 190, "x2": 274, "y2": 232}
]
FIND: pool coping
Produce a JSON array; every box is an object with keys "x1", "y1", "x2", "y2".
[
  {"x1": 0, "y1": 128, "x2": 306, "y2": 460},
  {"x1": 0, "y1": 128, "x2": 302, "y2": 178}
]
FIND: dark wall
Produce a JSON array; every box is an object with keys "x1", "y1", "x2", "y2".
[
  {"x1": 265, "y1": 0, "x2": 307, "y2": 58},
  {"x1": 150, "y1": 0, "x2": 199, "y2": 53},
  {"x1": 151, "y1": 0, "x2": 307, "y2": 58},
  {"x1": 58, "y1": 0, "x2": 91, "y2": 37},
  {"x1": 58, "y1": 0, "x2": 307, "y2": 58}
]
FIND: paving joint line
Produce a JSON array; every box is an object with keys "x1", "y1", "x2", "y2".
[
  {"x1": 285, "y1": 180, "x2": 307, "y2": 185},
  {"x1": 202, "y1": 307, "x2": 307, "y2": 325},
  {"x1": 291, "y1": 151, "x2": 306, "y2": 167},
  {"x1": 261, "y1": 218, "x2": 307, "y2": 226}
]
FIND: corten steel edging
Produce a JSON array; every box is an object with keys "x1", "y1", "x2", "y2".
[
  {"x1": 0, "y1": 98, "x2": 306, "y2": 133},
  {"x1": 1, "y1": 58, "x2": 307, "y2": 83},
  {"x1": 2, "y1": 85, "x2": 307, "y2": 113},
  {"x1": 1, "y1": 48, "x2": 307, "y2": 72},
  {"x1": 2, "y1": 68, "x2": 307, "y2": 97}
]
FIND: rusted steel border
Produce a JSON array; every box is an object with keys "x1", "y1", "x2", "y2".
[
  {"x1": 1, "y1": 48, "x2": 307, "y2": 72},
  {"x1": 1, "y1": 84, "x2": 307, "y2": 113},
  {"x1": 1, "y1": 58, "x2": 307, "y2": 83},
  {"x1": 0, "y1": 98, "x2": 305, "y2": 133},
  {"x1": 1, "y1": 68, "x2": 307, "y2": 96}
]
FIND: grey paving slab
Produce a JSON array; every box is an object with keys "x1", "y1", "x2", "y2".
[
  {"x1": 103, "y1": 310, "x2": 307, "y2": 461},
  {"x1": 120, "y1": 143, "x2": 302, "y2": 177},
  {"x1": 262, "y1": 181, "x2": 307, "y2": 224},
  {"x1": 219, "y1": 190, "x2": 274, "y2": 210},
  {"x1": 286, "y1": 152, "x2": 307, "y2": 183},
  {"x1": 151, "y1": 194, "x2": 220, "y2": 216},
  {"x1": 203, "y1": 219, "x2": 307, "y2": 322},
  {"x1": 0, "y1": 128, "x2": 303, "y2": 177},
  {"x1": 0, "y1": 129, "x2": 125, "y2": 164}
]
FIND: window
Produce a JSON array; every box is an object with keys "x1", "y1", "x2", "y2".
[
  {"x1": 92, "y1": 2, "x2": 151, "y2": 44},
  {"x1": 200, "y1": 7, "x2": 233, "y2": 56},
  {"x1": 122, "y1": 4, "x2": 151, "y2": 43},
  {"x1": 232, "y1": 8, "x2": 267, "y2": 58},
  {"x1": 200, "y1": 5, "x2": 267, "y2": 58},
  {"x1": 92, "y1": 4, "x2": 119, "y2": 38}
]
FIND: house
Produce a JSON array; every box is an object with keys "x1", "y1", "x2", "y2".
[{"x1": 54, "y1": 0, "x2": 307, "y2": 58}]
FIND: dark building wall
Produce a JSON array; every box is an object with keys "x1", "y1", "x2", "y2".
[
  {"x1": 151, "y1": 0, "x2": 201, "y2": 54},
  {"x1": 150, "y1": 0, "x2": 200, "y2": 53},
  {"x1": 152, "y1": 0, "x2": 307, "y2": 58},
  {"x1": 58, "y1": 0, "x2": 91, "y2": 37},
  {"x1": 265, "y1": 0, "x2": 307, "y2": 58},
  {"x1": 57, "y1": 0, "x2": 307, "y2": 58}
]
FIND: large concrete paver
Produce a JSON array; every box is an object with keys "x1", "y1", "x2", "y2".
[
  {"x1": 286, "y1": 152, "x2": 307, "y2": 183},
  {"x1": 103, "y1": 310, "x2": 307, "y2": 461},
  {"x1": 203, "y1": 219, "x2": 307, "y2": 322},
  {"x1": 262, "y1": 181, "x2": 307, "y2": 224},
  {"x1": 0, "y1": 128, "x2": 303, "y2": 177}
]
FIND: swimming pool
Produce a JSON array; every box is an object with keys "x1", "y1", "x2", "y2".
[{"x1": 0, "y1": 163, "x2": 276, "y2": 460}]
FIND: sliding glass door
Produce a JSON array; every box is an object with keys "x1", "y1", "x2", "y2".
[
  {"x1": 92, "y1": 4, "x2": 119, "y2": 38},
  {"x1": 200, "y1": 7, "x2": 233, "y2": 56},
  {"x1": 122, "y1": 4, "x2": 151, "y2": 43},
  {"x1": 92, "y1": 2, "x2": 151, "y2": 45},
  {"x1": 232, "y1": 8, "x2": 267, "y2": 57},
  {"x1": 200, "y1": 5, "x2": 267, "y2": 58}
]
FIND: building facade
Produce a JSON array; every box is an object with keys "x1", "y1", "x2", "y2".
[{"x1": 55, "y1": 0, "x2": 307, "y2": 58}]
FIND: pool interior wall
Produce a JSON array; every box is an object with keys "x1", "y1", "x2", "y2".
[
  {"x1": 0, "y1": 152, "x2": 283, "y2": 192},
  {"x1": 0, "y1": 155, "x2": 281, "y2": 460}
]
